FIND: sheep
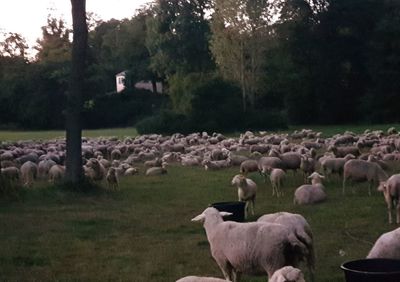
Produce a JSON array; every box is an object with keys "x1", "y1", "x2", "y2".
[
  {"x1": 231, "y1": 174, "x2": 257, "y2": 218},
  {"x1": 20, "y1": 161, "x2": 38, "y2": 187},
  {"x1": 144, "y1": 157, "x2": 162, "y2": 167},
  {"x1": 320, "y1": 154, "x2": 355, "y2": 179},
  {"x1": 258, "y1": 156, "x2": 284, "y2": 182},
  {"x1": 269, "y1": 151, "x2": 302, "y2": 174},
  {"x1": 0, "y1": 166, "x2": 20, "y2": 182},
  {"x1": 106, "y1": 167, "x2": 119, "y2": 190},
  {"x1": 191, "y1": 207, "x2": 308, "y2": 281},
  {"x1": 257, "y1": 212, "x2": 315, "y2": 281},
  {"x1": 48, "y1": 164, "x2": 65, "y2": 183},
  {"x1": 146, "y1": 162, "x2": 167, "y2": 176},
  {"x1": 124, "y1": 167, "x2": 139, "y2": 176},
  {"x1": 294, "y1": 172, "x2": 326, "y2": 205},
  {"x1": 203, "y1": 159, "x2": 231, "y2": 170},
  {"x1": 175, "y1": 276, "x2": 226, "y2": 282},
  {"x1": 239, "y1": 159, "x2": 258, "y2": 175},
  {"x1": 270, "y1": 168, "x2": 286, "y2": 197},
  {"x1": 37, "y1": 159, "x2": 56, "y2": 179},
  {"x1": 377, "y1": 174, "x2": 400, "y2": 224},
  {"x1": 300, "y1": 156, "x2": 316, "y2": 182},
  {"x1": 327, "y1": 145, "x2": 360, "y2": 158},
  {"x1": 84, "y1": 158, "x2": 106, "y2": 182},
  {"x1": 269, "y1": 266, "x2": 305, "y2": 282},
  {"x1": 342, "y1": 159, "x2": 388, "y2": 196},
  {"x1": 367, "y1": 227, "x2": 400, "y2": 259}
]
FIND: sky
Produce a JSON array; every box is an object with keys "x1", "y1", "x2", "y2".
[{"x1": 0, "y1": 0, "x2": 151, "y2": 53}]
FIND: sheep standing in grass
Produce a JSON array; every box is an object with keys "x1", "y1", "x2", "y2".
[
  {"x1": 269, "y1": 266, "x2": 305, "y2": 282},
  {"x1": 231, "y1": 174, "x2": 257, "y2": 218},
  {"x1": 191, "y1": 207, "x2": 308, "y2": 281},
  {"x1": 270, "y1": 168, "x2": 286, "y2": 197},
  {"x1": 320, "y1": 154, "x2": 355, "y2": 180},
  {"x1": 84, "y1": 158, "x2": 106, "y2": 182},
  {"x1": 175, "y1": 276, "x2": 226, "y2": 282},
  {"x1": 106, "y1": 167, "x2": 119, "y2": 190},
  {"x1": 377, "y1": 174, "x2": 400, "y2": 224},
  {"x1": 342, "y1": 159, "x2": 388, "y2": 195},
  {"x1": 1, "y1": 166, "x2": 20, "y2": 182},
  {"x1": 20, "y1": 161, "x2": 38, "y2": 187},
  {"x1": 48, "y1": 164, "x2": 65, "y2": 183},
  {"x1": 294, "y1": 172, "x2": 326, "y2": 205},
  {"x1": 367, "y1": 227, "x2": 400, "y2": 259},
  {"x1": 257, "y1": 212, "x2": 315, "y2": 281},
  {"x1": 239, "y1": 159, "x2": 259, "y2": 175}
]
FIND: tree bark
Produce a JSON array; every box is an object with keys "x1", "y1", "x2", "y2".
[{"x1": 65, "y1": 0, "x2": 87, "y2": 184}]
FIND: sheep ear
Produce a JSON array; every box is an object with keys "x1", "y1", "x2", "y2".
[
  {"x1": 219, "y1": 212, "x2": 233, "y2": 218},
  {"x1": 191, "y1": 213, "x2": 206, "y2": 222}
]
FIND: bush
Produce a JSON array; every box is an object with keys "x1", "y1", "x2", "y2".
[{"x1": 135, "y1": 110, "x2": 193, "y2": 135}]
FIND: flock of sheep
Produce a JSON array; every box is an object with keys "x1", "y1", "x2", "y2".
[{"x1": 2, "y1": 127, "x2": 400, "y2": 281}]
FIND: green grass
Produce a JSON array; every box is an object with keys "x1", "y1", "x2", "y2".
[
  {"x1": 0, "y1": 127, "x2": 138, "y2": 142},
  {"x1": 0, "y1": 164, "x2": 395, "y2": 281}
]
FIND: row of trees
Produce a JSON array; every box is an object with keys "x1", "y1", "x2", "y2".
[{"x1": 1, "y1": 0, "x2": 400, "y2": 132}]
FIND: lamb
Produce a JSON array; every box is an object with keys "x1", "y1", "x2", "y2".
[
  {"x1": 342, "y1": 159, "x2": 388, "y2": 195},
  {"x1": 377, "y1": 174, "x2": 400, "y2": 224},
  {"x1": 146, "y1": 162, "x2": 167, "y2": 176},
  {"x1": 20, "y1": 161, "x2": 38, "y2": 187},
  {"x1": 269, "y1": 266, "x2": 306, "y2": 282},
  {"x1": 270, "y1": 168, "x2": 286, "y2": 197},
  {"x1": 191, "y1": 207, "x2": 308, "y2": 281},
  {"x1": 106, "y1": 167, "x2": 119, "y2": 190},
  {"x1": 367, "y1": 227, "x2": 400, "y2": 259},
  {"x1": 231, "y1": 174, "x2": 257, "y2": 218},
  {"x1": 48, "y1": 164, "x2": 65, "y2": 183},
  {"x1": 175, "y1": 276, "x2": 226, "y2": 282},
  {"x1": 294, "y1": 172, "x2": 327, "y2": 205},
  {"x1": 239, "y1": 159, "x2": 259, "y2": 175},
  {"x1": 257, "y1": 212, "x2": 315, "y2": 281},
  {"x1": 258, "y1": 156, "x2": 284, "y2": 183}
]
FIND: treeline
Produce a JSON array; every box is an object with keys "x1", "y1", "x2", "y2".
[{"x1": 1, "y1": 0, "x2": 400, "y2": 133}]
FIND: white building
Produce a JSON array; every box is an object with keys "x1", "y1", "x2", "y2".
[{"x1": 115, "y1": 71, "x2": 162, "y2": 94}]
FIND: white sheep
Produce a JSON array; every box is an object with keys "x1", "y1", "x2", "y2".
[
  {"x1": 146, "y1": 162, "x2": 168, "y2": 176},
  {"x1": 48, "y1": 164, "x2": 65, "y2": 183},
  {"x1": 270, "y1": 168, "x2": 286, "y2": 197},
  {"x1": 84, "y1": 158, "x2": 106, "y2": 182},
  {"x1": 342, "y1": 159, "x2": 388, "y2": 195},
  {"x1": 294, "y1": 172, "x2": 326, "y2": 205},
  {"x1": 239, "y1": 159, "x2": 259, "y2": 175},
  {"x1": 378, "y1": 174, "x2": 400, "y2": 224},
  {"x1": 191, "y1": 207, "x2": 308, "y2": 281},
  {"x1": 257, "y1": 212, "x2": 315, "y2": 281},
  {"x1": 106, "y1": 167, "x2": 119, "y2": 190},
  {"x1": 269, "y1": 266, "x2": 305, "y2": 282},
  {"x1": 175, "y1": 276, "x2": 226, "y2": 282},
  {"x1": 367, "y1": 227, "x2": 400, "y2": 259},
  {"x1": 20, "y1": 161, "x2": 38, "y2": 187},
  {"x1": 231, "y1": 174, "x2": 257, "y2": 218},
  {"x1": 124, "y1": 167, "x2": 139, "y2": 176},
  {"x1": 320, "y1": 154, "x2": 355, "y2": 179}
]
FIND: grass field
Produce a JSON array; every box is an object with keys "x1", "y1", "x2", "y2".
[{"x1": 0, "y1": 125, "x2": 399, "y2": 281}]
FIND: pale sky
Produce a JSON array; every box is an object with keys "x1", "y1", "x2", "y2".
[{"x1": 0, "y1": 0, "x2": 151, "y2": 52}]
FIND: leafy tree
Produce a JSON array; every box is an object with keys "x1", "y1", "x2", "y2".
[
  {"x1": 210, "y1": 0, "x2": 272, "y2": 111},
  {"x1": 0, "y1": 32, "x2": 29, "y2": 58}
]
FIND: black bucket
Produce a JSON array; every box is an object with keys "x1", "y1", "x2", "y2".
[
  {"x1": 210, "y1": 201, "x2": 246, "y2": 222},
  {"x1": 341, "y1": 258, "x2": 400, "y2": 282}
]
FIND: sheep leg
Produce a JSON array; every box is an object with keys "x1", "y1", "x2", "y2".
[
  {"x1": 251, "y1": 197, "x2": 255, "y2": 215},
  {"x1": 342, "y1": 177, "x2": 347, "y2": 195},
  {"x1": 232, "y1": 270, "x2": 241, "y2": 282},
  {"x1": 368, "y1": 181, "x2": 372, "y2": 196},
  {"x1": 396, "y1": 200, "x2": 400, "y2": 224},
  {"x1": 388, "y1": 200, "x2": 393, "y2": 224},
  {"x1": 216, "y1": 260, "x2": 234, "y2": 281}
]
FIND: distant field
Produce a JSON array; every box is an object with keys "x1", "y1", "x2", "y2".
[
  {"x1": 0, "y1": 127, "x2": 138, "y2": 142},
  {"x1": 1, "y1": 123, "x2": 400, "y2": 141}
]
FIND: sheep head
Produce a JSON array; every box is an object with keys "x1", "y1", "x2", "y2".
[{"x1": 191, "y1": 207, "x2": 232, "y2": 223}]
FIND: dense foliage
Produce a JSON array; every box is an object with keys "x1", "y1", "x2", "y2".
[{"x1": 1, "y1": 0, "x2": 400, "y2": 132}]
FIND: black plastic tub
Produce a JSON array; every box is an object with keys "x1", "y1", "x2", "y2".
[
  {"x1": 341, "y1": 258, "x2": 400, "y2": 282},
  {"x1": 210, "y1": 201, "x2": 246, "y2": 222}
]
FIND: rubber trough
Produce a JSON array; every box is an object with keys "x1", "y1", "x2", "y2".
[
  {"x1": 341, "y1": 258, "x2": 400, "y2": 282},
  {"x1": 210, "y1": 201, "x2": 245, "y2": 222}
]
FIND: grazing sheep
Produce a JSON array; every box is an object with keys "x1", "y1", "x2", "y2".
[
  {"x1": 146, "y1": 163, "x2": 167, "y2": 176},
  {"x1": 378, "y1": 174, "x2": 400, "y2": 224},
  {"x1": 239, "y1": 159, "x2": 259, "y2": 175},
  {"x1": 20, "y1": 161, "x2": 38, "y2": 187},
  {"x1": 269, "y1": 151, "x2": 301, "y2": 173},
  {"x1": 270, "y1": 168, "x2": 286, "y2": 197},
  {"x1": 257, "y1": 212, "x2": 315, "y2": 281},
  {"x1": 191, "y1": 207, "x2": 308, "y2": 281},
  {"x1": 38, "y1": 159, "x2": 56, "y2": 179},
  {"x1": 294, "y1": 173, "x2": 326, "y2": 205},
  {"x1": 84, "y1": 158, "x2": 106, "y2": 182},
  {"x1": 48, "y1": 164, "x2": 65, "y2": 183},
  {"x1": 106, "y1": 167, "x2": 119, "y2": 190},
  {"x1": 320, "y1": 154, "x2": 355, "y2": 179},
  {"x1": 269, "y1": 266, "x2": 305, "y2": 282},
  {"x1": 342, "y1": 159, "x2": 388, "y2": 195},
  {"x1": 258, "y1": 156, "x2": 284, "y2": 182},
  {"x1": 1, "y1": 166, "x2": 20, "y2": 181},
  {"x1": 175, "y1": 276, "x2": 226, "y2": 282},
  {"x1": 231, "y1": 174, "x2": 257, "y2": 218},
  {"x1": 328, "y1": 145, "x2": 360, "y2": 158},
  {"x1": 367, "y1": 227, "x2": 400, "y2": 259}
]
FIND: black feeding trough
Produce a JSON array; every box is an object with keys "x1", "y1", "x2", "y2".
[
  {"x1": 341, "y1": 258, "x2": 400, "y2": 282},
  {"x1": 210, "y1": 201, "x2": 246, "y2": 222}
]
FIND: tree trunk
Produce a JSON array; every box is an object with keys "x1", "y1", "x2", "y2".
[{"x1": 65, "y1": 0, "x2": 87, "y2": 184}]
